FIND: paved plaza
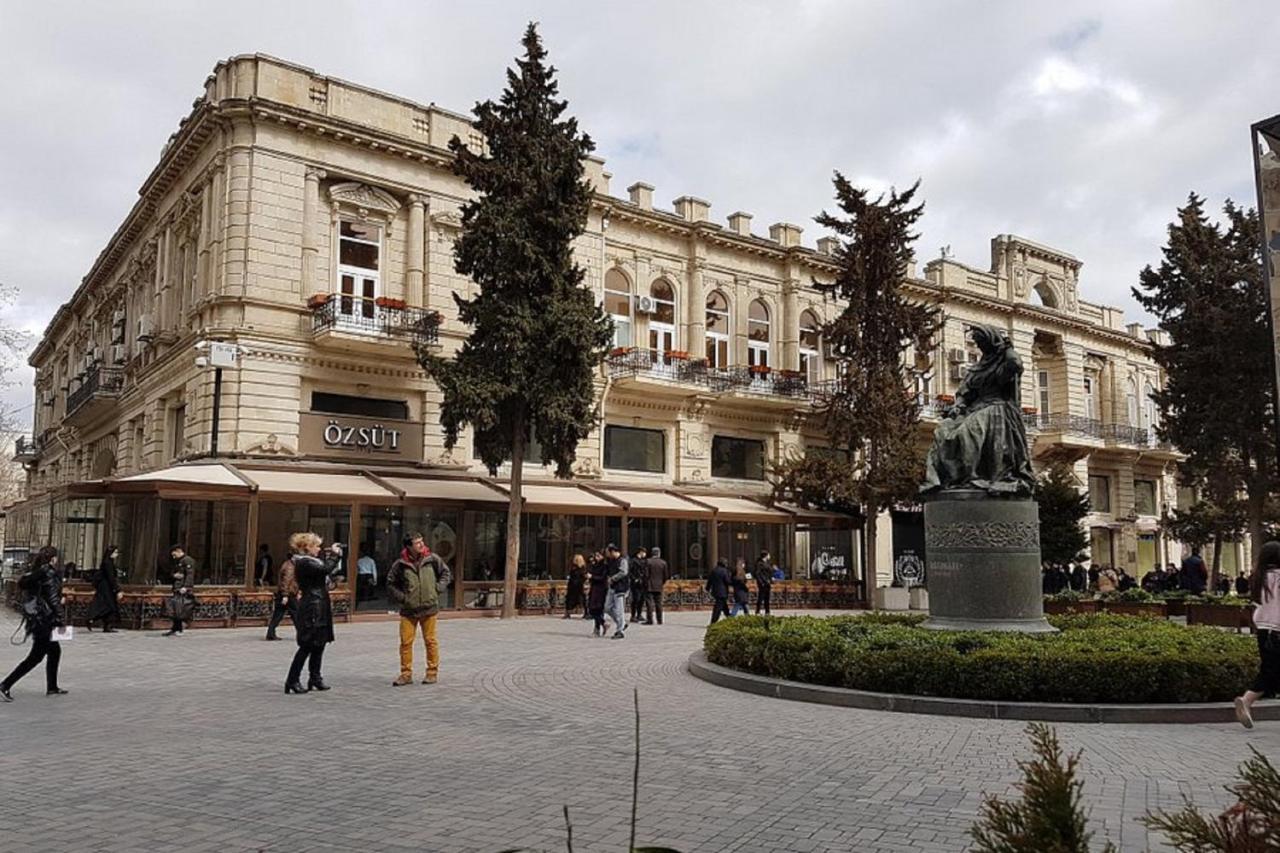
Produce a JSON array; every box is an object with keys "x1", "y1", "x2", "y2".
[{"x1": 0, "y1": 608, "x2": 1276, "y2": 853}]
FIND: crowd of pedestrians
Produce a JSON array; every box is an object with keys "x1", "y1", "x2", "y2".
[{"x1": 1041, "y1": 549, "x2": 1221, "y2": 596}]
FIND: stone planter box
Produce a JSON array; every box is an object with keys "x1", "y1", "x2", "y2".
[
  {"x1": 1101, "y1": 601, "x2": 1168, "y2": 619},
  {"x1": 1043, "y1": 599, "x2": 1101, "y2": 615},
  {"x1": 1164, "y1": 598, "x2": 1189, "y2": 617},
  {"x1": 908, "y1": 587, "x2": 929, "y2": 611},
  {"x1": 1186, "y1": 603, "x2": 1253, "y2": 632},
  {"x1": 873, "y1": 586, "x2": 910, "y2": 611}
]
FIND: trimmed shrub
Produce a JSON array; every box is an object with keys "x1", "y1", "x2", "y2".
[{"x1": 703, "y1": 613, "x2": 1257, "y2": 704}]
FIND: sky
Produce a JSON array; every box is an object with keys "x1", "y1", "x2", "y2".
[{"x1": 0, "y1": 0, "x2": 1275, "y2": 427}]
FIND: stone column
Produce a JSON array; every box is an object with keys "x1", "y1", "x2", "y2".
[
  {"x1": 406, "y1": 194, "x2": 426, "y2": 306},
  {"x1": 197, "y1": 181, "x2": 212, "y2": 306},
  {"x1": 208, "y1": 154, "x2": 226, "y2": 297},
  {"x1": 301, "y1": 167, "x2": 326, "y2": 297},
  {"x1": 685, "y1": 254, "x2": 706, "y2": 359},
  {"x1": 781, "y1": 266, "x2": 800, "y2": 371}
]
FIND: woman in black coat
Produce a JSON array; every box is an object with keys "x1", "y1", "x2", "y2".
[
  {"x1": 87, "y1": 545, "x2": 122, "y2": 632},
  {"x1": 564, "y1": 554, "x2": 588, "y2": 619},
  {"x1": 1, "y1": 546, "x2": 68, "y2": 700},
  {"x1": 586, "y1": 551, "x2": 609, "y2": 637},
  {"x1": 285, "y1": 532, "x2": 338, "y2": 694}
]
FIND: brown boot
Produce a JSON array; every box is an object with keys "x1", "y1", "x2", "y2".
[{"x1": 391, "y1": 674, "x2": 413, "y2": 686}]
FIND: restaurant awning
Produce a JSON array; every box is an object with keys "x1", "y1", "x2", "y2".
[
  {"x1": 774, "y1": 502, "x2": 861, "y2": 527},
  {"x1": 681, "y1": 495, "x2": 792, "y2": 523},
  {"x1": 381, "y1": 476, "x2": 509, "y2": 505},
  {"x1": 113, "y1": 463, "x2": 252, "y2": 494},
  {"x1": 240, "y1": 469, "x2": 399, "y2": 501},
  {"x1": 591, "y1": 487, "x2": 712, "y2": 519},
  {"x1": 500, "y1": 483, "x2": 624, "y2": 515}
]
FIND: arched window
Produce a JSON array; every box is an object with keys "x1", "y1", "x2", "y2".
[
  {"x1": 1126, "y1": 377, "x2": 1139, "y2": 427},
  {"x1": 747, "y1": 299, "x2": 771, "y2": 369},
  {"x1": 705, "y1": 291, "x2": 730, "y2": 368},
  {"x1": 799, "y1": 309, "x2": 822, "y2": 382},
  {"x1": 1032, "y1": 278, "x2": 1059, "y2": 309},
  {"x1": 604, "y1": 269, "x2": 632, "y2": 347},
  {"x1": 648, "y1": 279, "x2": 677, "y2": 358}
]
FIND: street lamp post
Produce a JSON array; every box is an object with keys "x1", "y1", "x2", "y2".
[{"x1": 194, "y1": 341, "x2": 243, "y2": 459}]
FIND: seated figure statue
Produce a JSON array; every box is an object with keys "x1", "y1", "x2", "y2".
[{"x1": 921, "y1": 324, "x2": 1036, "y2": 496}]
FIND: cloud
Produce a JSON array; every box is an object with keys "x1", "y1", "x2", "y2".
[{"x1": 0, "y1": 0, "x2": 1273, "y2": 421}]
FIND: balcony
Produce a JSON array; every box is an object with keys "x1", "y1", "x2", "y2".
[
  {"x1": 309, "y1": 295, "x2": 441, "y2": 353},
  {"x1": 65, "y1": 364, "x2": 124, "y2": 424},
  {"x1": 606, "y1": 347, "x2": 708, "y2": 387},
  {"x1": 604, "y1": 348, "x2": 809, "y2": 403},
  {"x1": 1032, "y1": 413, "x2": 1104, "y2": 440},
  {"x1": 1101, "y1": 422, "x2": 1151, "y2": 447},
  {"x1": 12, "y1": 435, "x2": 42, "y2": 463}
]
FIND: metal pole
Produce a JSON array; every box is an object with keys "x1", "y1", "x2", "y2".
[{"x1": 210, "y1": 366, "x2": 223, "y2": 459}]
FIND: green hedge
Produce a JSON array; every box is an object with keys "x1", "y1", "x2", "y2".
[{"x1": 703, "y1": 613, "x2": 1257, "y2": 704}]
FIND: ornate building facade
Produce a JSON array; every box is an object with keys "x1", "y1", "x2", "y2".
[{"x1": 4, "y1": 54, "x2": 1221, "y2": 620}]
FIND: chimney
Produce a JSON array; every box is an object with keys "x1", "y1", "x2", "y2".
[
  {"x1": 1126, "y1": 322, "x2": 1145, "y2": 339},
  {"x1": 673, "y1": 196, "x2": 711, "y2": 223},
  {"x1": 816, "y1": 236, "x2": 840, "y2": 256},
  {"x1": 727, "y1": 211, "x2": 753, "y2": 236},
  {"x1": 583, "y1": 155, "x2": 610, "y2": 195},
  {"x1": 769, "y1": 222, "x2": 803, "y2": 248},
  {"x1": 627, "y1": 182, "x2": 654, "y2": 210}
]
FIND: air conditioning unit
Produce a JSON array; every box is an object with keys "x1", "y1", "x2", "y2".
[
  {"x1": 136, "y1": 316, "x2": 154, "y2": 344},
  {"x1": 949, "y1": 363, "x2": 967, "y2": 381},
  {"x1": 947, "y1": 347, "x2": 967, "y2": 364},
  {"x1": 635, "y1": 295, "x2": 656, "y2": 314},
  {"x1": 111, "y1": 344, "x2": 126, "y2": 365}
]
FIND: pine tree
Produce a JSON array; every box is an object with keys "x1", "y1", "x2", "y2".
[
  {"x1": 1143, "y1": 747, "x2": 1280, "y2": 851},
  {"x1": 772, "y1": 176, "x2": 938, "y2": 581},
  {"x1": 418, "y1": 24, "x2": 611, "y2": 618},
  {"x1": 1034, "y1": 464, "x2": 1090, "y2": 569},
  {"x1": 1132, "y1": 195, "x2": 1277, "y2": 587}
]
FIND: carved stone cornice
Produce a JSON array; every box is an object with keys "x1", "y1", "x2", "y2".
[{"x1": 327, "y1": 181, "x2": 401, "y2": 218}]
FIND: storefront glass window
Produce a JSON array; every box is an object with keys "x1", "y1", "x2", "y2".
[
  {"x1": 51, "y1": 497, "x2": 106, "y2": 580},
  {"x1": 716, "y1": 522, "x2": 784, "y2": 574},
  {"x1": 603, "y1": 426, "x2": 665, "y2": 473},
  {"x1": 159, "y1": 499, "x2": 249, "y2": 585},
  {"x1": 712, "y1": 436, "x2": 765, "y2": 480},
  {"x1": 109, "y1": 495, "x2": 159, "y2": 584},
  {"x1": 805, "y1": 528, "x2": 856, "y2": 583}
]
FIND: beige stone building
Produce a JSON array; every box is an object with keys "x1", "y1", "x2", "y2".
[{"x1": 4, "y1": 54, "x2": 1220, "y2": 619}]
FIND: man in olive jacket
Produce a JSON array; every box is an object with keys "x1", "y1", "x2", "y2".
[{"x1": 386, "y1": 533, "x2": 452, "y2": 685}]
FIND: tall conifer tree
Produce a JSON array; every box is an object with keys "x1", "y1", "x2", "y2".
[
  {"x1": 418, "y1": 24, "x2": 611, "y2": 618},
  {"x1": 1033, "y1": 464, "x2": 1090, "y2": 569},
  {"x1": 772, "y1": 176, "x2": 938, "y2": 581},
  {"x1": 1132, "y1": 194, "x2": 1277, "y2": 583}
]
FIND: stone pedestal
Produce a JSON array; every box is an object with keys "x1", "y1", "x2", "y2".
[
  {"x1": 909, "y1": 587, "x2": 929, "y2": 611},
  {"x1": 872, "y1": 586, "x2": 910, "y2": 611},
  {"x1": 921, "y1": 490, "x2": 1055, "y2": 633}
]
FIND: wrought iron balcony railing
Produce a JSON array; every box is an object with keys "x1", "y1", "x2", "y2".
[
  {"x1": 310, "y1": 295, "x2": 441, "y2": 346},
  {"x1": 66, "y1": 365, "x2": 124, "y2": 417},
  {"x1": 12, "y1": 435, "x2": 42, "y2": 462},
  {"x1": 707, "y1": 366, "x2": 809, "y2": 397},
  {"x1": 1032, "y1": 413, "x2": 1104, "y2": 438},
  {"x1": 605, "y1": 348, "x2": 709, "y2": 384},
  {"x1": 1100, "y1": 422, "x2": 1150, "y2": 446}
]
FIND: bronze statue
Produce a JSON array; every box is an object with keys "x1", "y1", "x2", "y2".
[{"x1": 921, "y1": 324, "x2": 1035, "y2": 496}]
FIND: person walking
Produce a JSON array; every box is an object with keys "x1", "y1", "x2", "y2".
[
  {"x1": 163, "y1": 545, "x2": 196, "y2": 636},
  {"x1": 754, "y1": 550, "x2": 774, "y2": 615},
  {"x1": 604, "y1": 543, "x2": 629, "y2": 639},
  {"x1": 629, "y1": 547, "x2": 649, "y2": 625},
  {"x1": 1069, "y1": 561, "x2": 1087, "y2": 592},
  {"x1": 254, "y1": 544, "x2": 274, "y2": 588},
  {"x1": 587, "y1": 551, "x2": 609, "y2": 637},
  {"x1": 564, "y1": 554, "x2": 588, "y2": 619},
  {"x1": 1234, "y1": 540, "x2": 1280, "y2": 728},
  {"x1": 283, "y1": 533, "x2": 339, "y2": 694},
  {"x1": 706, "y1": 558, "x2": 732, "y2": 623},
  {"x1": 1, "y1": 546, "x2": 68, "y2": 701},
  {"x1": 1182, "y1": 550, "x2": 1208, "y2": 594},
  {"x1": 644, "y1": 546, "x2": 669, "y2": 625},
  {"x1": 86, "y1": 545, "x2": 122, "y2": 632},
  {"x1": 386, "y1": 533, "x2": 452, "y2": 685},
  {"x1": 730, "y1": 559, "x2": 751, "y2": 616},
  {"x1": 266, "y1": 550, "x2": 297, "y2": 641}
]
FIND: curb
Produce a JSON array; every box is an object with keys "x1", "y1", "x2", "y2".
[{"x1": 687, "y1": 651, "x2": 1280, "y2": 725}]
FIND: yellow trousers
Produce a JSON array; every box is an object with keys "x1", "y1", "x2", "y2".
[{"x1": 398, "y1": 613, "x2": 439, "y2": 679}]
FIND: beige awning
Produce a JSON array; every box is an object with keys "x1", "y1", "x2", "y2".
[
  {"x1": 382, "y1": 476, "x2": 508, "y2": 504},
  {"x1": 241, "y1": 469, "x2": 398, "y2": 501},
  {"x1": 593, "y1": 488, "x2": 712, "y2": 519},
  {"x1": 114, "y1": 464, "x2": 250, "y2": 491},
  {"x1": 506, "y1": 483, "x2": 624, "y2": 515},
  {"x1": 683, "y1": 494, "x2": 792, "y2": 523},
  {"x1": 775, "y1": 502, "x2": 860, "y2": 527}
]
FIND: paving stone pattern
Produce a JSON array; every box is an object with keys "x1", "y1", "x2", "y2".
[{"x1": 0, "y1": 609, "x2": 1276, "y2": 852}]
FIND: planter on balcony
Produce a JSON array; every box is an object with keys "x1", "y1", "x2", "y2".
[
  {"x1": 936, "y1": 394, "x2": 955, "y2": 404},
  {"x1": 667, "y1": 350, "x2": 691, "y2": 360},
  {"x1": 748, "y1": 365, "x2": 771, "y2": 376},
  {"x1": 374, "y1": 296, "x2": 407, "y2": 310},
  {"x1": 608, "y1": 346, "x2": 635, "y2": 358},
  {"x1": 307, "y1": 293, "x2": 330, "y2": 309},
  {"x1": 1021, "y1": 406, "x2": 1038, "y2": 415}
]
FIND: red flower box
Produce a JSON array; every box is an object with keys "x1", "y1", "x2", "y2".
[
  {"x1": 609, "y1": 346, "x2": 634, "y2": 358},
  {"x1": 307, "y1": 293, "x2": 331, "y2": 309},
  {"x1": 375, "y1": 296, "x2": 407, "y2": 310},
  {"x1": 937, "y1": 394, "x2": 955, "y2": 404},
  {"x1": 668, "y1": 350, "x2": 691, "y2": 360},
  {"x1": 749, "y1": 364, "x2": 771, "y2": 376},
  {"x1": 1021, "y1": 406, "x2": 1038, "y2": 415}
]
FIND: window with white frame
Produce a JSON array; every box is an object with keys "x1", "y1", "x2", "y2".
[
  {"x1": 1144, "y1": 382, "x2": 1158, "y2": 431},
  {"x1": 747, "y1": 299, "x2": 770, "y2": 369},
  {"x1": 1037, "y1": 369, "x2": 1051, "y2": 415},
  {"x1": 648, "y1": 279, "x2": 676, "y2": 360},
  {"x1": 604, "y1": 269, "x2": 632, "y2": 348},
  {"x1": 337, "y1": 220, "x2": 381, "y2": 320},
  {"x1": 1126, "y1": 377, "x2": 1139, "y2": 427},
  {"x1": 705, "y1": 290, "x2": 730, "y2": 368},
  {"x1": 799, "y1": 309, "x2": 822, "y2": 382},
  {"x1": 1083, "y1": 375, "x2": 1096, "y2": 420}
]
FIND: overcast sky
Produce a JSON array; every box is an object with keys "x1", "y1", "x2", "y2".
[{"x1": 0, "y1": 1, "x2": 1274, "y2": 426}]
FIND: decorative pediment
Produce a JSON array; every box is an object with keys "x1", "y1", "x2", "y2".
[
  {"x1": 328, "y1": 182, "x2": 402, "y2": 219},
  {"x1": 430, "y1": 209, "x2": 463, "y2": 230}
]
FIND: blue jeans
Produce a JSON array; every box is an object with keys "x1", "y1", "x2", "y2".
[
  {"x1": 605, "y1": 589, "x2": 627, "y2": 633},
  {"x1": 730, "y1": 599, "x2": 749, "y2": 616}
]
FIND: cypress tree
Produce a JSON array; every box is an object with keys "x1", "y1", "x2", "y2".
[
  {"x1": 772, "y1": 176, "x2": 938, "y2": 581},
  {"x1": 418, "y1": 24, "x2": 611, "y2": 618},
  {"x1": 1034, "y1": 464, "x2": 1090, "y2": 569}
]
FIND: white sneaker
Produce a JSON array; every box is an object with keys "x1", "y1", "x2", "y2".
[{"x1": 1234, "y1": 697, "x2": 1254, "y2": 729}]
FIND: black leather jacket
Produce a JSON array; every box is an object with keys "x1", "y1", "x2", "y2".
[{"x1": 20, "y1": 564, "x2": 64, "y2": 630}]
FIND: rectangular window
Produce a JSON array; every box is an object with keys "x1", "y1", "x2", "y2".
[
  {"x1": 311, "y1": 392, "x2": 408, "y2": 421},
  {"x1": 712, "y1": 435, "x2": 765, "y2": 480},
  {"x1": 1134, "y1": 479, "x2": 1158, "y2": 516},
  {"x1": 603, "y1": 426, "x2": 665, "y2": 473},
  {"x1": 707, "y1": 335, "x2": 730, "y2": 368},
  {"x1": 1083, "y1": 376, "x2": 1095, "y2": 420},
  {"x1": 1088, "y1": 475, "x2": 1110, "y2": 513},
  {"x1": 337, "y1": 220, "x2": 380, "y2": 319},
  {"x1": 1037, "y1": 370, "x2": 1050, "y2": 415},
  {"x1": 170, "y1": 404, "x2": 186, "y2": 460}
]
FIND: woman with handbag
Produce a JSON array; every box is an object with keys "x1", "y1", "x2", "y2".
[
  {"x1": 86, "y1": 545, "x2": 122, "y2": 632},
  {"x1": 1, "y1": 546, "x2": 69, "y2": 701},
  {"x1": 1235, "y1": 540, "x2": 1280, "y2": 728},
  {"x1": 284, "y1": 532, "x2": 337, "y2": 694}
]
